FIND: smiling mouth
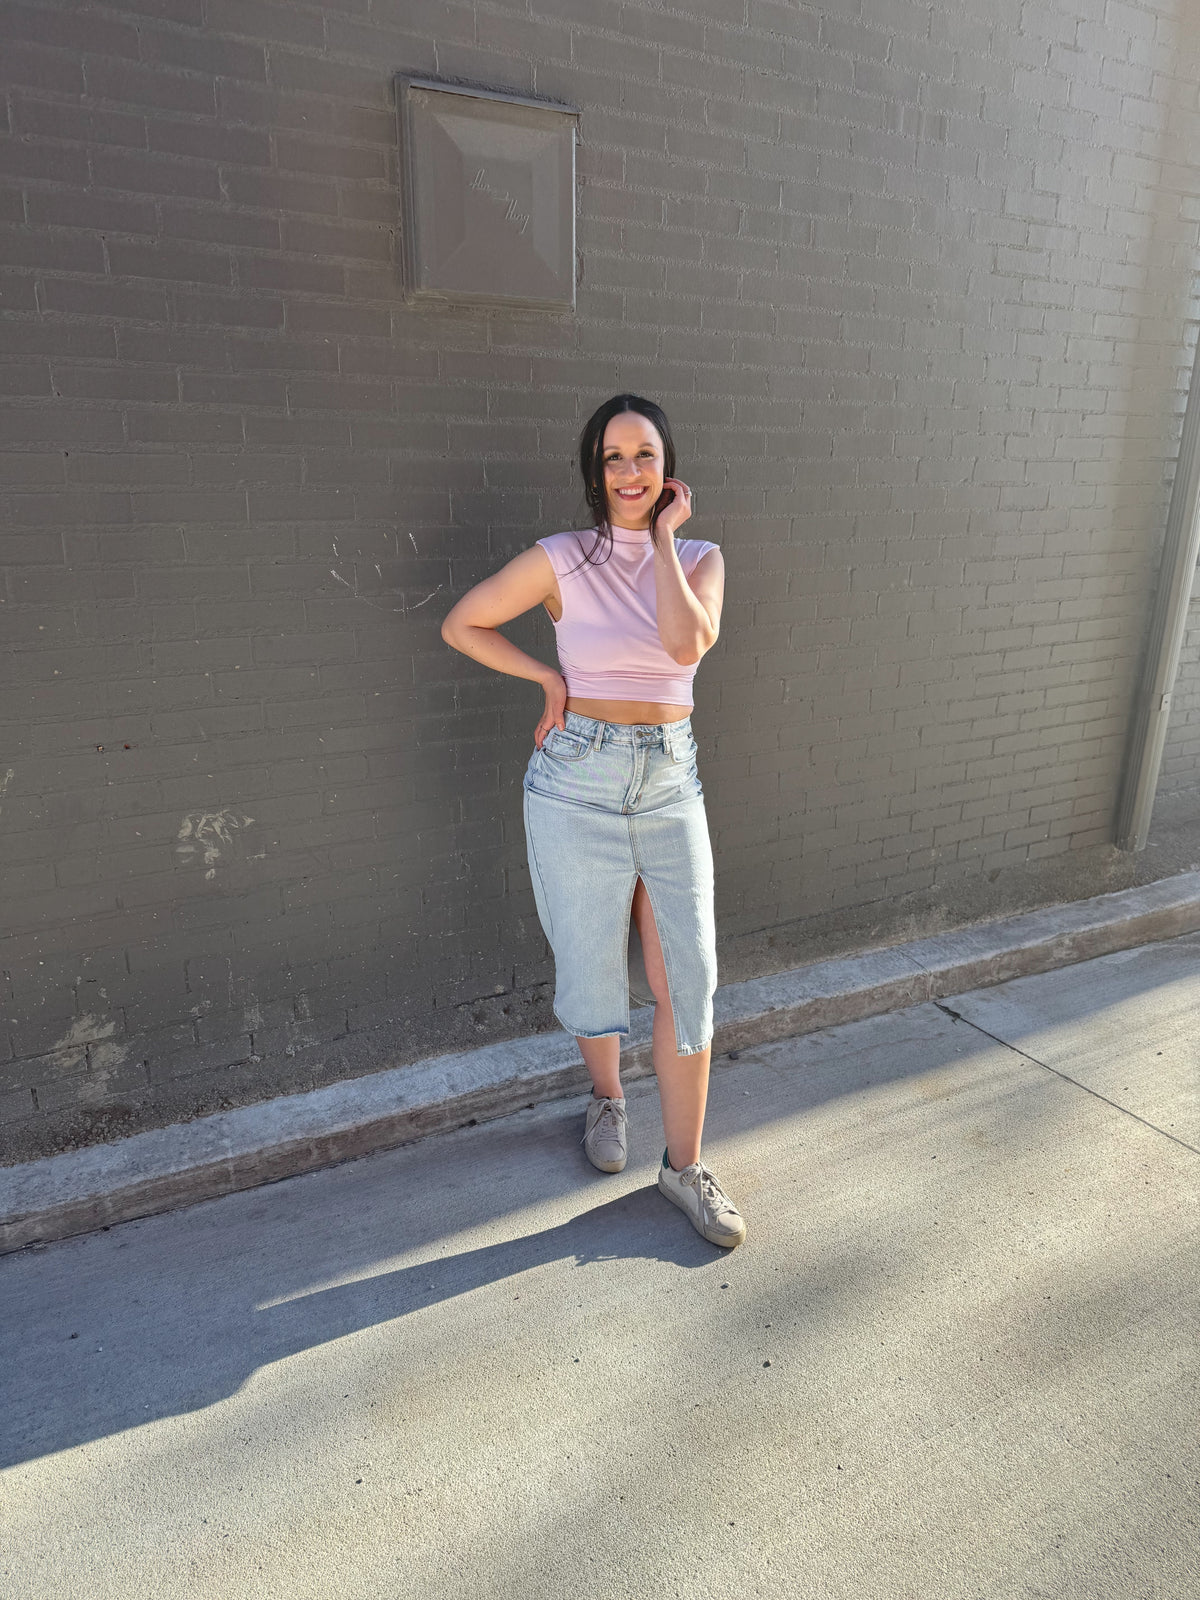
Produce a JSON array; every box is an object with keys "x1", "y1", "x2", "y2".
[{"x1": 615, "y1": 487, "x2": 647, "y2": 498}]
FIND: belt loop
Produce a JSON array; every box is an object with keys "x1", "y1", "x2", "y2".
[{"x1": 591, "y1": 717, "x2": 605, "y2": 752}]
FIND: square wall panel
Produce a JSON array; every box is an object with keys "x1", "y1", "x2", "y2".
[{"x1": 397, "y1": 77, "x2": 579, "y2": 311}]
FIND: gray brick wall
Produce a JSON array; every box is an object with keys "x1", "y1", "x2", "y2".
[{"x1": 2, "y1": 0, "x2": 1199, "y2": 1160}]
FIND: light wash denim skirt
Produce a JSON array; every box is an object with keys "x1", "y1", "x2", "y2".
[{"x1": 522, "y1": 710, "x2": 718, "y2": 1055}]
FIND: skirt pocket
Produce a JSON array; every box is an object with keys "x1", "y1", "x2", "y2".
[{"x1": 539, "y1": 728, "x2": 590, "y2": 761}]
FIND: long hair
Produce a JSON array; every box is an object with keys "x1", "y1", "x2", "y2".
[{"x1": 572, "y1": 393, "x2": 678, "y2": 569}]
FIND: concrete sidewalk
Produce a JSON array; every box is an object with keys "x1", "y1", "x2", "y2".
[{"x1": 3, "y1": 933, "x2": 1197, "y2": 1599}]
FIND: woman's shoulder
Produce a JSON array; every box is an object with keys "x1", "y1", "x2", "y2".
[
  {"x1": 536, "y1": 528, "x2": 593, "y2": 552},
  {"x1": 535, "y1": 529, "x2": 596, "y2": 576},
  {"x1": 675, "y1": 536, "x2": 722, "y2": 570}
]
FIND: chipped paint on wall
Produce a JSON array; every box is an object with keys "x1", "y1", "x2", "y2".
[
  {"x1": 54, "y1": 1013, "x2": 120, "y2": 1050},
  {"x1": 176, "y1": 810, "x2": 255, "y2": 880},
  {"x1": 41, "y1": 1014, "x2": 136, "y2": 1105},
  {"x1": 89, "y1": 1036, "x2": 132, "y2": 1074}
]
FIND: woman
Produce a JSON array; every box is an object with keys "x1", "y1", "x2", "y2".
[{"x1": 441, "y1": 394, "x2": 744, "y2": 1248}]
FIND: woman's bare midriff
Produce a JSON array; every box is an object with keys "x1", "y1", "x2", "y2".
[{"x1": 565, "y1": 696, "x2": 691, "y2": 726}]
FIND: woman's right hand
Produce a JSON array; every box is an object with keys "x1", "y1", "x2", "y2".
[{"x1": 535, "y1": 672, "x2": 568, "y2": 749}]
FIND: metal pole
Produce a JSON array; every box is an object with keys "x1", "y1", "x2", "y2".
[{"x1": 1115, "y1": 316, "x2": 1200, "y2": 851}]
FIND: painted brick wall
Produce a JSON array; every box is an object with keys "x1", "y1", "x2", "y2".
[{"x1": 2, "y1": 0, "x2": 1198, "y2": 1160}]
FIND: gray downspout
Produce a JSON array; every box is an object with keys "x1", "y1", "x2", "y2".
[{"x1": 1115, "y1": 320, "x2": 1200, "y2": 852}]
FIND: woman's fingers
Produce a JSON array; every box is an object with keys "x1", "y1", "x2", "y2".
[{"x1": 659, "y1": 477, "x2": 693, "y2": 530}]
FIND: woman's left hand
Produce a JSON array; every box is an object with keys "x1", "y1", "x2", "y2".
[{"x1": 656, "y1": 477, "x2": 692, "y2": 538}]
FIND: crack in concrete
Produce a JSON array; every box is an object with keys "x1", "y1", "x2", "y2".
[{"x1": 933, "y1": 1001, "x2": 1200, "y2": 1158}]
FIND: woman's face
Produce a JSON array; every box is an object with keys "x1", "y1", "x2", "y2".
[{"x1": 602, "y1": 411, "x2": 666, "y2": 529}]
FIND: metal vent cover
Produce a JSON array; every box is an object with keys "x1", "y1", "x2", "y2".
[{"x1": 397, "y1": 76, "x2": 579, "y2": 311}]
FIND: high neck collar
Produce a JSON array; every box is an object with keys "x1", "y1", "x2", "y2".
[{"x1": 607, "y1": 521, "x2": 654, "y2": 544}]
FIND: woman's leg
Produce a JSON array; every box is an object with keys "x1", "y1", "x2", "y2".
[
  {"x1": 577, "y1": 1034, "x2": 623, "y2": 1100},
  {"x1": 631, "y1": 876, "x2": 710, "y2": 1169}
]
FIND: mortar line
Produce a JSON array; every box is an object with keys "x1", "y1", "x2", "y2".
[{"x1": 934, "y1": 1002, "x2": 1200, "y2": 1159}]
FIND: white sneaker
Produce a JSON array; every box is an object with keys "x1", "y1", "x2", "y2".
[
  {"x1": 582, "y1": 1095, "x2": 627, "y2": 1173},
  {"x1": 657, "y1": 1150, "x2": 746, "y2": 1248}
]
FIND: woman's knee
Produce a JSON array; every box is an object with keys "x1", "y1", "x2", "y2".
[{"x1": 632, "y1": 878, "x2": 673, "y2": 1007}]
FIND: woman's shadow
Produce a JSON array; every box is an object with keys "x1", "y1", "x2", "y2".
[
  {"x1": 263, "y1": 1181, "x2": 717, "y2": 1352},
  {"x1": 5, "y1": 1182, "x2": 721, "y2": 1470}
]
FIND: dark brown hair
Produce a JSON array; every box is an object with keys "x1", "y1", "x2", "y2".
[{"x1": 572, "y1": 393, "x2": 678, "y2": 568}]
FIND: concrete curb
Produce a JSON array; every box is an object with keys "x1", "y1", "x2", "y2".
[{"x1": 4, "y1": 870, "x2": 1200, "y2": 1255}]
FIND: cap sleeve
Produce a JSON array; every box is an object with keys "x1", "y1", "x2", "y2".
[
  {"x1": 536, "y1": 531, "x2": 587, "y2": 583},
  {"x1": 679, "y1": 538, "x2": 720, "y2": 575}
]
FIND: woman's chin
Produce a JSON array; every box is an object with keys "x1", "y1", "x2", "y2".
[{"x1": 609, "y1": 494, "x2": 655, "y2": 526}]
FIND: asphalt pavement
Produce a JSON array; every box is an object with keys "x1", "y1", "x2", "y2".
[{"x1": 2, "y1": 934, "x2": 1197, "y2": 1599}]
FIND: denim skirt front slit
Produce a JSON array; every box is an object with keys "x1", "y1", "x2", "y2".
[{"x1": 521, "y1": 710, "x2": 718, "y2": 1055}]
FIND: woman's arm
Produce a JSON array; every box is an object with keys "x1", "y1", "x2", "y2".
[
  {"x1": 653, "y1": 543, "x2": 724, "y2": 665},
  {"x1": 440, "y1": 544, "x2": 559, "y2": 684},
  {"x1": 651, "y1": 478, "x2": 724, "y2": 663},
  {"x1": 440, "y1": 545, "x2": 568, "y2": 745}
]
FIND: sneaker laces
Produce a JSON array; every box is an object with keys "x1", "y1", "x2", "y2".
[
  {"x1": 681, "y1": 1162, "x2": 737, "y2": 1224},
  {"x1": 582, "y1": 1098, "x2": 626, "y2": 1145}
]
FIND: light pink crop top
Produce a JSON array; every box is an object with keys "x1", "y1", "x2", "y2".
[{"x1": 536, "y1": 525, "x2": 720, "y2": 705}]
